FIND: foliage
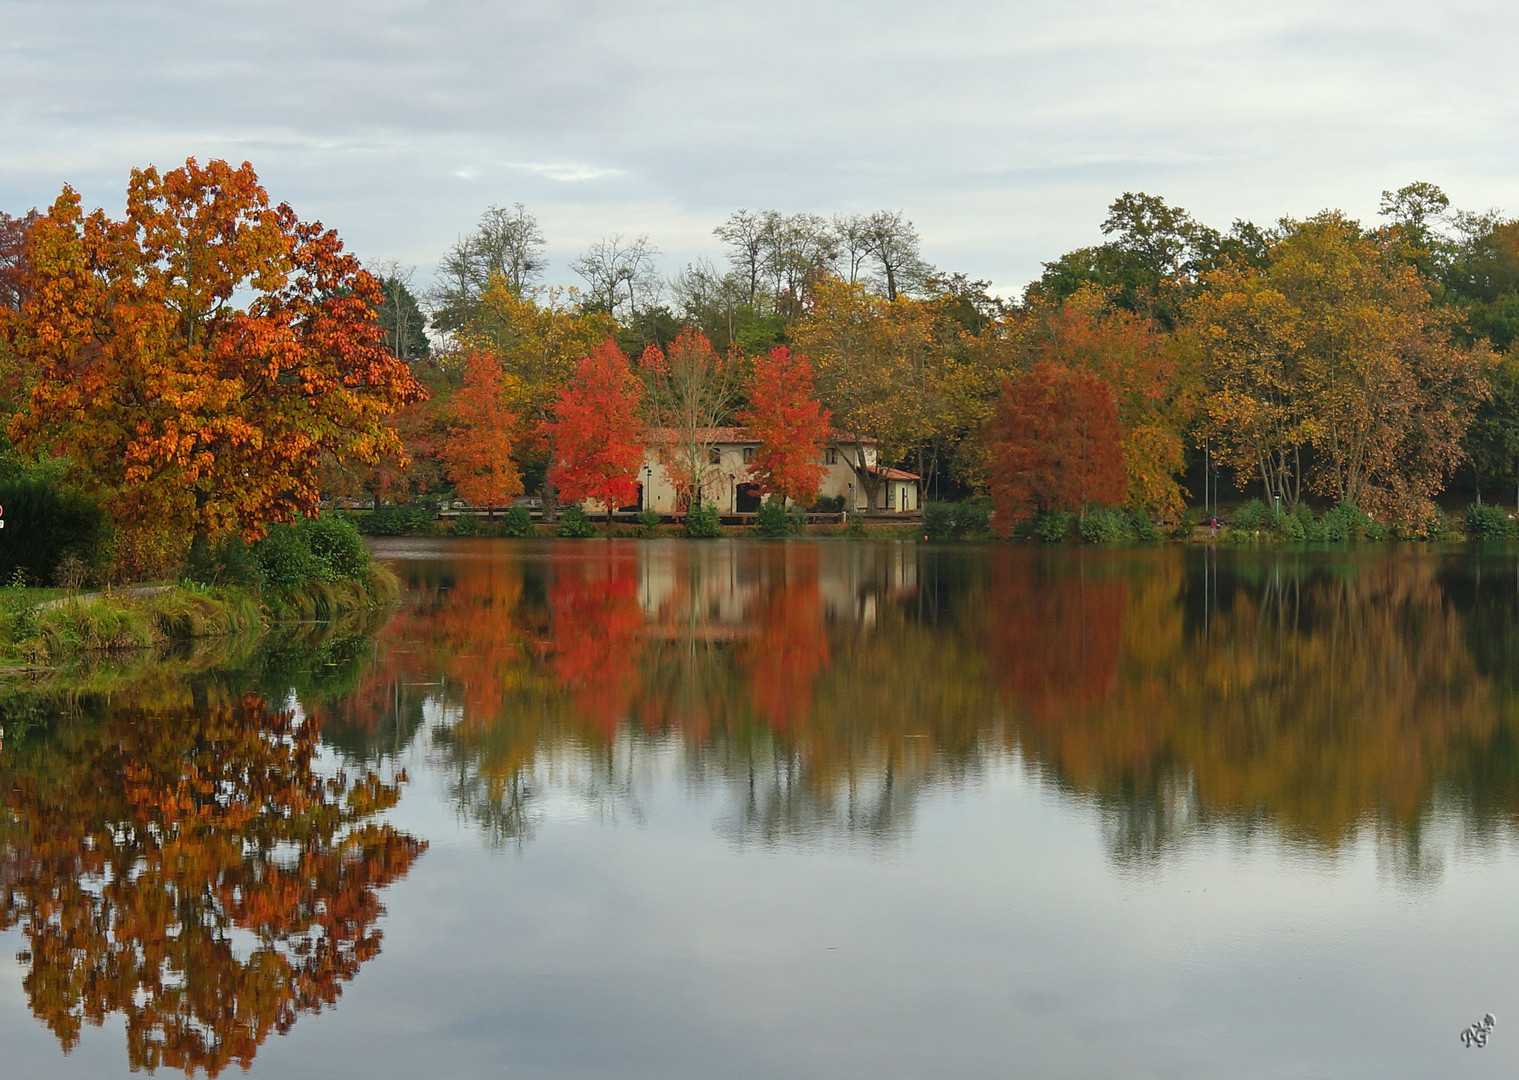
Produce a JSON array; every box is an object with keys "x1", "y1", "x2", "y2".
[
  {"x1": 1079, "y1": 506, "x2": 1132, "y2": 543},
  {"x1": 546, "y1": 337, "x2": 646, "y2": 520},
  {"x1": 3, "y1": 158, "x2": 425, "y2": 543},
  {"x1": 356, "y1": 503, "x2": 435, "y2": 536},
  {"x1": 0, "y1": 477, "x2": 110, "y2": 585},
  {"x1": 810, "y1": 494, "x2": 845, "y2": 513},
  {"x1": 756, "y1": 497, "x2": 790, "y2": 537},
  {"x1": 438, "y1": 349, "x2": 525, "y2": 507},
  {"x1": 684, "y1": 503, "x2": 723, "y2": 538},
  {"x1": 641, "y1": 327, "x2": 741, "y2": 508},
  {"x1": 988, "y1": 363, "x2": 1127, "y2": 532},
  {"x1": 1230, "y1": 499, "x2": 1265, "y2": 530},
  {"x1": 924, "y1": 499, "x2": 991, "y2": 540},
  {"x1": 554, "y1": 506, "x2": 598, "y2": 538},
  {"x1": 1129, "y1": 510, "x2": 1161, "y2": 542},
  {"x1": 1188, "y1": 212, "x2": 1490, "y2": 528},
  {"x1": 253, "y1": 514, "x2": 371, "y2": 593},
  {"x1": 1033, "y1": 510, "x2": 1071, "y2": 542},
  {"x1": 736, "y1": 346, "x2": 830, "y2": 505},
  {"x1": 636, "y1": 509, "x2": 661, "y2": 535},
  {"x1": 1270, "y1": 507, "x2": 1307, "y2": 542},
  {"x1": 501, "y1": 505, "x2": 535, "y2": 537},
  {"x1": 1466, "y1": 501, "x2": 1516, "y2": 541}
]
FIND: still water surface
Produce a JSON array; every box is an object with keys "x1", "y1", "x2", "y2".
[{"x1": 5, "y1": 539, "x2": 1519, "y2": 1078}]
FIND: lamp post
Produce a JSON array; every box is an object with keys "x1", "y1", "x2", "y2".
[{"x1": 643, "y1": 465, "x2": 652, "y2": 512}]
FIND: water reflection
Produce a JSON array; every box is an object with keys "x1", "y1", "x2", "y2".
[
  {"x1": 0, "y1": 694, "x2": 424, "y2": 1076},
  {"x1": 353, "y1": 541, "x2": 1519, "y2": 869}
]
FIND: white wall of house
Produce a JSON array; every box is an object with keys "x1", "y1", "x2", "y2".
[{"x1": 584, "y1": 436, "x2": 919, "y2": 514}]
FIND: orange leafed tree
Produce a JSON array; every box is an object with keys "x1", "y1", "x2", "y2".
[
  {"x1": 735, "y1": 346, "x2": 831, "y2": 505},
  {"x1": 438, "y1": 349, "x2": 524, "y2": 507},
  {"x1": 988, "y1": 362, "x2": 1126, "y2": 530},
  {"x1": 3, "y1": 158, "x2": 424, "y2": 541},
  {"x1": 546, "y1": 336, "x2": 646, "y2": 522}
]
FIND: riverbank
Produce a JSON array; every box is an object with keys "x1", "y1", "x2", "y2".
[{"x1": 0, "y1": 564, "x2": 398, "y2": 668}]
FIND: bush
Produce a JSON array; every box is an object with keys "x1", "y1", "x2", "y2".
[
  {"x1": 251, "y1": 525, "x2": 318, "y2": 592},
  {"x1": 1080, "y1": 507, "x2": 1132, "y2": 544},
  {"x1": 1230, "y1": 499, "x2": 1265, "y2": 531},
  {"x1": 789, "y1": 505, "x2": 810, "y2": 535},
  {"x1": 186, "y1": 533, "x2": 263, "y2": 588},
  {"x1": 299, "y1": 515, "x2": 370, "y2": 582},
  {"x1": 450, "y1": 513, "x2": 480, "y2": 536},
  {"x1": 685, "y1": 504, "x2": 723, "y2": 538},
  {"x1": 501, "y1": 506, "x2": 535, "y2": 537},
  {"x1": 1033, "y1": 510, "x2": 1071, "y2": 543},
  {"x1": 636, "y1": 509, "x2": 661, "y2": 536},
  {"x1": 810, "y1": 495, "x2": 845, "y2": 514},
  {"x1": 0, "y1": 479, "x2": 111, "y2": 585},
  {"x1": 1129, "y1": 510, "x2": 1161, "y2": 542},
  {"x1": 756, "y1": 498, "x2": 790, "y2": 538},
  {"x1": 926, "y1": 500, "x2": 992, "y2": 540},
  {"x1": 555, "y1": 507, "x2": 598, "y2": 538},
  {"x1": 841, "y1": 513, "x2": 867, "y2": 537},
  {"x1": 1466, "y1": 502, "x2": 1516, "y2": 541},
  {"x1": 1322, "y1": 501, "x2": 1371, "y2": 543},
  {"x1": 923, "y1": 501, "x2": 955, "y2": 539},
  {"x1": 1270, "y1": 507, "x2": 1306, "y2": 542},
  {"x1": 357, "y1": 503, "x2": 434, "y2": 536}
]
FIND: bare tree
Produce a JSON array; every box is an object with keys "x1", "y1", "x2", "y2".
[
  {"x1": 713, "y1": 209, "x2": 779, "y2": 305},
  {"x1": 370, "y1": 261, "x2": 430, "y2": 361},
  {"x1": 429, "y1": 203, "x2": 547, "y2": 333},
  {"x1": 671, "y1": 258, "x2": 747, "y2": 348},
  {"x1": 571, "y1": 233, "x2": 662, "y2": 320},
  {"x1": 861, "y1": 210, "x2": 932, "y2": 301},
  {"x1": 832, "y1": 213, "x2": 874, "y2": 285}
]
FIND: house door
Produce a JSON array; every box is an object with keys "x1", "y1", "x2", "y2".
[{"x1": 736, "y1": 483, "x2": 763, "y2": 513}]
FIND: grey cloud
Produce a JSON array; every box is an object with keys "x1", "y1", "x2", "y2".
[{"x1": 3, "y1": 0, "x2": 1519, "y2": 298}]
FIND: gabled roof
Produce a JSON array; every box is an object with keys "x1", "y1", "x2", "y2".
[
  {"x1": 645, "y1": 427, "x2": 878, "y2": 447},
  {"x1": 868, "y1": 466, "x2": 921, "y2": 481}
]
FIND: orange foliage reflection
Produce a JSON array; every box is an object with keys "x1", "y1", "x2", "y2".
[{"x1": 0, "y1": 698, "x2": 424, "y2": 1076}]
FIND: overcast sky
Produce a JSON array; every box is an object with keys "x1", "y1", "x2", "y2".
[{"x1": 4, "y1": 0, "x2": 1517, "y2": 300}]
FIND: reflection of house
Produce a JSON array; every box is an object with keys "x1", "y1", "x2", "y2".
[{"x1": 600, "y1": 429, "x2": 921, "y2": 515}]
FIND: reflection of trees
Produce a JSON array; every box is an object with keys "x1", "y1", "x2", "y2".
[
  {"x1": 339, "y1": 541, "x2": 1519, "y2": 872},
  {"x1": 0, "y1": 698, "x2": 424, "y2": 1076}
]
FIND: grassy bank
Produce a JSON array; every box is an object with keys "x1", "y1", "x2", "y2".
[{"x1": 0, "y1": 513, "x2": 399, "y2": 666}]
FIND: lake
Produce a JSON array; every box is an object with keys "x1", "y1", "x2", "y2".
[{"x1": 4, "y1": 538, "x2": 1519, "y2": 1078}]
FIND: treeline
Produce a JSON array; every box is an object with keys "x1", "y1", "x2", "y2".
[
  {"x1": 356, "y1": 182, "x2": 1519, "y2": 535},
  {"x1": 5, "y1": 164, "x2": 1519, "y2": 573}
]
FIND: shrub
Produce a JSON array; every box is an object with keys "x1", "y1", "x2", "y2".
[
  {"x1": 955, "y1": 500, "x2": 992, "y2": 536},
  {"x1": 1230, "y1": 499, "x2": 1265, "y2": 531},
  {"x1": 1270, "y1": 507, "x2": 1306, "y2": 542},
  {"x1": 1033, "y1": 510, "x2": 1071, "y2": 543},
  {"x1": 636, "y1": 509, "x2": 661, "y2": 536},
  {"x1": 923, "y1": 501, "x2": 955, "y2": 539},
  {"x1": 252, "y1": 524, "x2": 318, "y2": 592},
  {"x1": 1466, "y1": 502, "x2": 1516, "y2": 541},
  {"x1": 186, "y1": 533, "x2": 263, "y2": 588},
  {"x1": 357, "y1": 503, "x2": 434, "y2": 536},
  {"x1": 501, "y1": 506, "x2": 535, "y2": 537},
  {"x1": 556, "y1": 507, "x2": 598, "y2": 538},
  {"x1": 1080, "y1": 507, "x2": 1132, "y2": 544},
  {"x1": 685, "y1": 504, "x2": 723, "y2": 538},
  {"x1": 1322, "y1": 501, "x2": 1371, "y2": 543},
  {"x1": 810, "y1": 495, "x2": 845, "y2": 514},
  {"x1": 0, "y1": 479, "x2": 111, "y2": 585},
  {"x1": 789, "y1": 505, "x2": 810, "y2": 535},
  {"x1": 756, "y1": 498, "x2": 790, "y2": 538},
  {"x1": 842, "y1": 513, "x2": 867, "y2": 537},
  {"x1": 451, "y1": 513, "x2": 480, "y2": 536},
  {"x1": 299, "y1": 515, "x2": 370, "y2": 583},
  {"x1": 1129, "y1": 510, "x2": 1161, "y2": 542}
]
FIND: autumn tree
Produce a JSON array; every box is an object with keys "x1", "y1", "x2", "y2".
[
  {"x1": 546, "y1": 337, "x2": 646, "y2": 524},
  {"x1": 1032, "y1": 287, "x2": 1196, "y2": 519},
  {"x1": 735, "y1": 346, "x2": 830, "y2": 505},
  {"x1": 1188, "y1": 212, "x2": 1490, "y2": 524},
  {"x1": 988, "y1": 362, "x2": 1126, "y2": 529},
  {"x1": 641, "y1": 326, "x2": 742, "y2": 511},
  {"x1": 3, "y1": 158, "x2": 424, "y2": 542},
  {"x1": 437, "y1": 349, "x2": 524, "y2": 507},
  {"x1": 792, "y1": 279, "x2": 944, "y2": 512}
]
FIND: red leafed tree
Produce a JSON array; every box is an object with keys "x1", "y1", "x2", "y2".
[
  {"x1": 735, "y1": 346, "x2": 831, "y2": 505},
  {"x1": 988, "y1": 362, "x2": 1126, "y2": 531},
  {"x1": 546, "y1": 336, "x2": 646, "y2": 523},
  {"x1": 438, "y1": 349, "x2": 524, "y2": 507}
]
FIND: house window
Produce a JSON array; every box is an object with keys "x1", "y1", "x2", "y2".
[
  {"x1": 742, "y1": 447, "x2": 754, "y2": 464},
  {"x1": 826, "y1": 447, "x2": 838, "y2": 465},
  {"x1": 708, "y1": 446, "x2": 722, "y2": 465}
]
